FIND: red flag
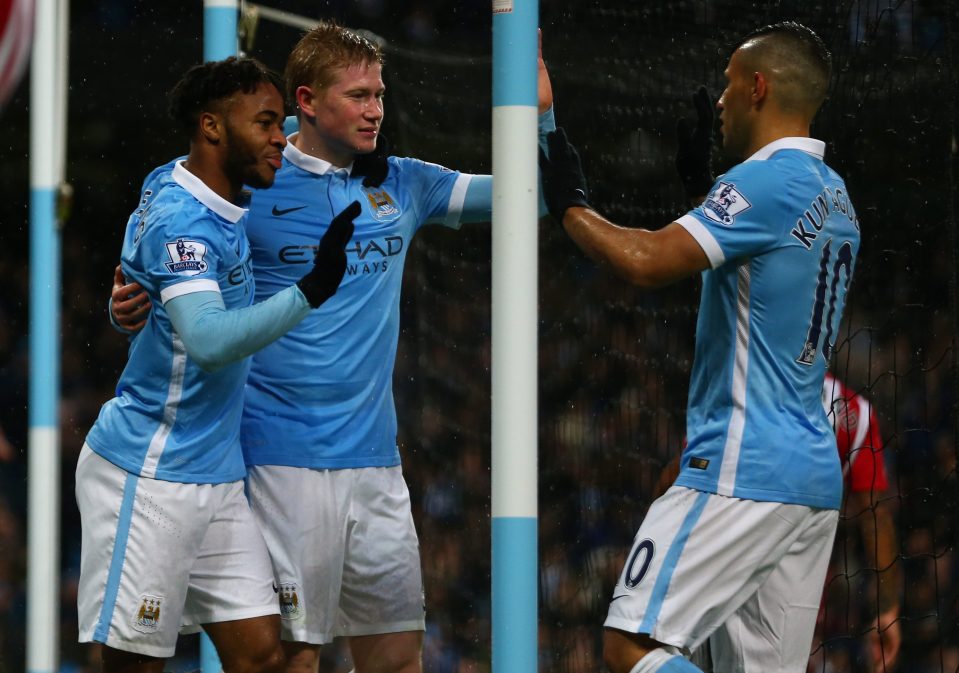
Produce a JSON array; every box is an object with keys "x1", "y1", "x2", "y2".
[{"x1": 0, "y1": 0, "x2": 33, "y2": 110}]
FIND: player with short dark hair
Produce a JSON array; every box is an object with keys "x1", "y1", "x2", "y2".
[
  {"x1": 110, "y1": 24, "x2": 556, "y2": 673},
  {"x1": 539, "y1": 21, "x2": 860, "y2": 673},
  {"x1": 77, "y1": 56, "x2": 358, "y2": 673}
]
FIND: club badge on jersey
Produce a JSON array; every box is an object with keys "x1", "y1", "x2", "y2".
[
  {"x1": 364, "y1": 188, "x2": 401, "y2": 220},
  {"x1": 703, "y1": 182, "x2": 752, "y2": 225},
  {"x1": 164, "y1": 239, "x2": 209, "y2": 275},
  {"x1": 132, "y1": 594, "x2": 164, "y2": 633}
]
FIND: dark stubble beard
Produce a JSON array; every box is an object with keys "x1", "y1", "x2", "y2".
[{"x1": 222, "y1": 122, "x2": 274, "y2": 191}]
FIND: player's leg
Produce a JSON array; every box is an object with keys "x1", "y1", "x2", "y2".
[
  {"x1": 99, "y1": 648, "x2": 166, "y2": 673},
  {"x1": 280, "y1": 641, "x2": 322, "y2": 673},
  {"x1": 706, "y1": 507, "x2": 838, "y2": 673},
  {"x1": 603, "y1": 487, "x2": 825, "y2": 673},
  {"x1": 182, "y1": 479, "x2": 284, "y2": 673},
  {"x1": 338, "y1": 466, "x2": 426, "y2": 673},
  {"x1": 604, "y1": 629, "x2": 702, "y2": 673},
  {"x1": 75, "y1": 445, "x2": 208, "y2": 668},
  {"x1": 203, "y1": 616, "x2": 285, "y2": 673},
  {"x1": 245, "y1": 465, "x2": 349, "y2": 668},
  {"x1": 348, "y1": 631, "x2": 423, "y2": 673}
]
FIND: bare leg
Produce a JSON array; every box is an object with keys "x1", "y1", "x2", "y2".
[
  {"x1": 282, "y1": 641, "x2": 321, "y2": 673},
  {"x1": 348, "y1": 631, "x2": 423, "y2": 673},
  {"x1": 100, "y1": 646, "x2": 165, "y2": 673},
  {"x1": 203, "y1": 614, "x2": 285, "y2": 673}
]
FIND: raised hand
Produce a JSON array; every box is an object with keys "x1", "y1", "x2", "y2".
[
  {"x1": 675, "y1": 85, "x2": 716, "y2": 200},
  {"x1": 538, "y1": 128, "x2": 590, "y2": 222},
  {"x1": 297, "y1": 201, "x2": 360, "y2": 308}
]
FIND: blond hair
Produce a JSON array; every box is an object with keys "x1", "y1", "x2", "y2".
[{"x1": 284, "y1": 21, "x2": 383, "y2": 110}]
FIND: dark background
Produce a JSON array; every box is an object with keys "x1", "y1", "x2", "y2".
[{"x1": 0, "y1": 1, "x2": 957, "y2": 671}]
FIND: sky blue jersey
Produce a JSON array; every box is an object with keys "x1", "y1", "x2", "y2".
[
  {"x1": 674, "y1": 138, "x2": 860, "y2": 510},
  {"x1": 240, "y1": 142, "x2": 472, "y2": 468},
  {"x1": 85, "y1": 162, "x2": 256, "y2": 483}
]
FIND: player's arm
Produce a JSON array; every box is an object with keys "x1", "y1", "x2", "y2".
[
  {"x1": 456, "y1": 100, "x2": 555, "y2": 226},
  {"x1": 443, "y1": 30, "x2": 555, "y2": 226},
  {"x1": 156, "y1": 201, "x2": 358, "y2": 372},
  {"x1": 846, "y1": 404, "x2": 901, "y2": 670},
  {"x1": 848, "y1": 487, "x2": 901, "y2": 669},
  {"x1": 539, "y1": 129, "x2": 709, "y2": 287},
  {"x1": 165, "y1": 287, "x2": 309, "y2": 372},
  {"x1": 110, "y1": 264, "x2": 151, "y2": 333}
]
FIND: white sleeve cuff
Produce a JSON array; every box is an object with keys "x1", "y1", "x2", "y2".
[
  {"x1": 676, "y1": 214, "x2": 725, "y2": 269},
  {"x1": 160, "y1": 278, "x2": 221, "y2": 305},
  {"x1": 443, "y1": 174, "x2": 473, "y2": 229}
]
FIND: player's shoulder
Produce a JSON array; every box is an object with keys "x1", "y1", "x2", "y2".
[
  {"x1": 138, "y1": 184, "x2": 221, "y2": 243},
  {"x1": 140, "y1": 157, "x2": 182, "y2": 195},
  {"x1": 388, "y1": 155, "x2": 457, "y2": 178}
]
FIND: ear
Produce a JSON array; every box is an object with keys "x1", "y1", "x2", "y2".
[
  {"x1": 752, "y1": 71, "x2": 768, "y2": 105},
  {"x1": 296, "y1": 85, "x2": 318, "y2": 120},
  {"x1": 198, "y1": 111, "x2": 223, "y2": 144}
]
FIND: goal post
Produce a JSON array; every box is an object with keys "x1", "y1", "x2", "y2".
[{"x1": 491, "y1": 2, "x2": 539, "y2": 672}]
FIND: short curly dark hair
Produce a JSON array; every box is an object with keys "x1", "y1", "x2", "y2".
[{"x1": 168, "y1": 56, "x2": 285, "y2": 136}]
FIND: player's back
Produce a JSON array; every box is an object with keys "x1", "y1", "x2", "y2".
[
  {"x1": 85, "y1": 161, "x2": 255, "y2": 484},
  {"x1": 676, "y1": 138, "x2": 861, "y2": 509}
]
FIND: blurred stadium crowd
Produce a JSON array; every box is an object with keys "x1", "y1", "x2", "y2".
[{"x1": 1, "y1": 1, "x2": 958, "y2": 672}]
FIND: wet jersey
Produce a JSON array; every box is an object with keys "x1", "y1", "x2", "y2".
[
  {"x1": 240, "y1": 142, "x2": 472, "y2": 468},
  {"x1": 675, "y1": 138, "x2": 860, "y2": 509},
  {"x1": 86, "y1": 162, "x2": 255, "y2": 483}
]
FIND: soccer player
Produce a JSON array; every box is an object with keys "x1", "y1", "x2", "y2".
[
  {"x1": 539, "y1": 22, "x2": 860, "y2": 673},
  {"x1": 77, "y1": 57, "x2": 359, "y2": 673},
  {"x1": 110, "y1": 23, "x2": 556, "y2": 673},
  {"x1": 657, "y1": 373, "x2": 901, "y2": 671},
  {"x1": 817, "y1": 373, "x2": 901, "y2": 671}
]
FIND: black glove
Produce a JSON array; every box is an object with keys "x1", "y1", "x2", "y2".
[
  {"x1": 538, "y1": 128, "x2": 590, "y2": 221},
  {"x1": 675, "y1": 85, "x2": 716, "y2": 199},
  {"x1": 297, "y1": 201, "x2": 360, "y2": 308},
  {"x1": 350, "y1": 133, "x2": 391, "y2": 188}
]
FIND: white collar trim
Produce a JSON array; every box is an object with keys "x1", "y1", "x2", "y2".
[
  {"x1": 171, "y1": 161, "x2": 246, "y2": 223},
  {"x1": 283, "y1": 135, "x2": 354, "y2": 175},
  {"x1": 745, "y1": 137, "x2": 825, "y2": 163}
]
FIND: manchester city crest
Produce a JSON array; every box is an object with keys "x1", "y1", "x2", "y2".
[
  {"x1": 132, "y1": 594, "x2": 163, "y2": 633},
  {"x1": 278, "y1": 582, "x2": 302, "y2": 620},
  {"x1": 364, "y1": 189, "x2": 401, "y2": 221}
]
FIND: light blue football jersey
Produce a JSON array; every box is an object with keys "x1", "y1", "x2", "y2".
[
  {"x1": 240, "y1": 142, "x2": 472, "y2": 468},
  {"x1": 674, "y1": 138, "x2": 860, "y2": 509},
  {"x1": 85, "y1": 161, "x2": 256, "y2": 483}
]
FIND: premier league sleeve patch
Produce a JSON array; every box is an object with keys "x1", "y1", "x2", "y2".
[
  {"x1": 703, "y1": 182, "x2": 752, "y2": 226},
  {"x1": 164, "y1": 239, "x2": 209, "y2": 276}
]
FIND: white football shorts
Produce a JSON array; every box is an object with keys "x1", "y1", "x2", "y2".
[
  {"x1": 604, "y1": 485, "x2": 837, "y2": 672},
  {"x1": 76, "y1": 445, "x2": 279, "y2": 658},
  {"x1": 246, "y1": 464, "x2": 426, "y2": 644}
]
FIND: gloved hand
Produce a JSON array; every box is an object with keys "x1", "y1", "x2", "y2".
[
  {"x1": 538, "y1": 128, "x2": 590, "y2": 222},
  {"x1": 675, "y1": 86, "x2": 716, "y2": 199},
  {"x1": 350, "y1": 133, "x2": 391, "y2": 188},
  {"x1": 297, "y1": 201, "x2": 360, "y2": 308}
]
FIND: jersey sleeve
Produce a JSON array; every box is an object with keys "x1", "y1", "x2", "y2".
[
  {"x1": 394, "y1": 157, "x2": 472, "y2": 230},
  {"x1": 675, "y1": 161, "x2": 789, "y2": 269},
  {"x1": 848, "y1": 398, "x2": 889, "y2": 493},
  {"x1": 127, "y1": 206, "x2": 228, "y2": 304}
]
